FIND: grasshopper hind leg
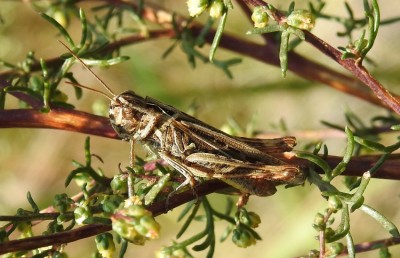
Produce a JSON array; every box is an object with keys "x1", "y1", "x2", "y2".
[{"x1": 158, "y1": 151, "x2": 200, "y2": 200}]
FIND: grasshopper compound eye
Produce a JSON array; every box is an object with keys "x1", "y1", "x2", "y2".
[{"x1": 109, "y1": 91, "x2": 147, "y2": 141}]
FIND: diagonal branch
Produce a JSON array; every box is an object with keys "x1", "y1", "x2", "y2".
[
  {"x1": 239, "y1": 0, "x2": 400, "y2": 113},
  {"x1": 303, "y1": 31, "x2": 400, "y2": 114}
]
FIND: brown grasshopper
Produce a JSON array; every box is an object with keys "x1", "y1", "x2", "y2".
[{"x1": 61, "y1": 42, "x2": 304, "y2": 197}]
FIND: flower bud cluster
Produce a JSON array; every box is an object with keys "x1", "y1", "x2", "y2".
[
  {"x1": 250, "y1": 7, "x2": 315, "y2": 31},
  {"x1": 110, "y1": 174, "x2": 128, "y2": 194},
  {"x1": 231, "y1": 209, "x2": 261, "y2": 248},
  {"x1": 326, "y1": 242, "x2": 345, "y2": 256},
  {"x1": 95, "y1": 233, "x2": 116, "y2": 258},
  {"x1": 17, "y1": 221, "x2": 33, "y2": 238},
  {"x1": 74, "y1": 205, "x2": 92, "y2": 225},
  {"x1": 232, "y1": 226, "x2": 256, "y2": 248},
  {"x1": 313, "y1": 212, "x2": 325, "y2": 231},
  {"x1": 53, "y1": 193, "x2": 74, "y2": 213},
  {"x1": 328, "y1": 196, "x2": 343, "y2": 212},
  {"x1": 287, "y1": 10, "x2": 315, "y2": 31},
  {"x1": 187, "y1": 0, "x2": 226, "y2": 19},
  {"x1": 238, "y1": 210, "x2": 261, "y2": 229},
  {"x1": 251, "y1": 6, "x2": 269, "y2": 28},
  {"x1": 111, "y1": 200, "x2": 160, "y2": 245}
]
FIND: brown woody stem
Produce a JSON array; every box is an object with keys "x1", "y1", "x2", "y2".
[
  {"x1": 0, "y1": 180, "x2": 228, "y2": 254},
  {"x1": 1, "y1": 107, "x2": 399, "y2": 180}
]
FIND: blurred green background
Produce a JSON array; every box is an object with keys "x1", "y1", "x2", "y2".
[{"x1": 1, "y1": 1, "x2": 400, "y2": 257}]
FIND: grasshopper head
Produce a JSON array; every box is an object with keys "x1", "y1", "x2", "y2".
[{"x1": 109, "y1": 91, "x2": 147, "y2": 140}]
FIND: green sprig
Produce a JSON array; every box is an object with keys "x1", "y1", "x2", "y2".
[
  {"x1": 65, "y1": 137, "x2": 108, "y2": 187},
  {"x1": 209, "y1": 8, "x2": 228, "y2": 62},
  {"x1": 359, "y1": 204, "x2": 400, "y2": 237}
]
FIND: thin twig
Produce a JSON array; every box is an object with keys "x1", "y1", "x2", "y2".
[
  {"x1": 0, "y1": 108, "x2": 117, "y2": 138},
  {"x1": 338, "y1": 236, "x2": 400, "y2": 256},
  {"x1": 0, "y1": 224, "x2": 112, "y2": 254},
  {"x1": 0, "y1": 29, "x2": 174, "y2": 81},
  {"x1": 0, "y1": 79, "x2": 43, "y2": 109},
  {"x1": 303, "y1": 31, "x2": 400, "y2": 114},
  {"x1": 0, "y1": 180, "x2": 229, "y2": 254}
]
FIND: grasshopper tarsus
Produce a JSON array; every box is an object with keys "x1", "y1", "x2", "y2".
[
  {"x1": 236, "y1": 194, "x2": 250, "y2": 208},
  {"x1": 164, "y1": 180, "x2": 200, "y2": 212}
]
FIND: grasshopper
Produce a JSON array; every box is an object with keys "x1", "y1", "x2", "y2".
[{"x1": 61, "y1": 42, "x2": 304, "y2": 197}]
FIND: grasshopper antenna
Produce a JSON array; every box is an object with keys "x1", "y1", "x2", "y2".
[
  {"x1": 58, "y1": 40, "x2": 116, "y2": 98},
  {"x1": 65, "y1": 81, "x2": 113, "y2": 101}
]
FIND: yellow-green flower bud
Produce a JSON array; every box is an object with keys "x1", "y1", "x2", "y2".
[
  {"x1": 187, "y1": 0, "x2": 209, "y2": 17},
  {"x1": 140, "y1": 216, "x2": 161, "y2": 239},
  {"x1": 70, "y1": 173, "x2": 92, "y2": 188},
  {"x1": 232, "y1": 228, "x2": 257, "y2": 248},
  {"x1": 56, "y1": 213, "x2": 70, "y2": 225},
  {"x1": 111, "y1": 175, "x2": 128, "y2": 194},
  {"x1": 308, "y1": 249, "x2": 320, "y2": 258},
  {"x1": 247, "y1": 212, "x2": 261, "y2": 228},
  {"x1": 324, "y1": 227, "x2": 335, "y2": 239},
  {"x1": 17, "y1": 222, "x2": 33, "y2": 238},
  {"x1": 326, "y1": 242, "x2": 345, "y2": 255},
  {"x1": 251, "y1": 6, "x2": 269, "y2": 28},
  {"x1": 112, "y1": 201, "x2": 160, "y2": 244},
  {"x1": 95, "y1": 233, "x2": 115, "y2": 258},
  {"x1": 53, "y1": 193, "x2": 73, "y2": 213},
  {"x1": 312, "y1": 213, "x2": 325, "y2": 230},
  {"x1": 328, "y1": 196, "x2": 342, "y2": 212},
  {"x1": 123, "y1": 202, "x2": 152, "y2": 217},
  {"x1": 209, "y1": 0, "x2": 225, "y2": 19},
  {"x1": 102, "y1": 195, "x2": 124, "y2": 214},
  {"x1": 74, "y1": 206, "x2": 92, "y2": 225},
  {"x1": 112, "y1": 217, "x2": 145, "y2": 245},
  {"x1": 287, "y1": 10, "x2": 315, "y2": 30}
]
